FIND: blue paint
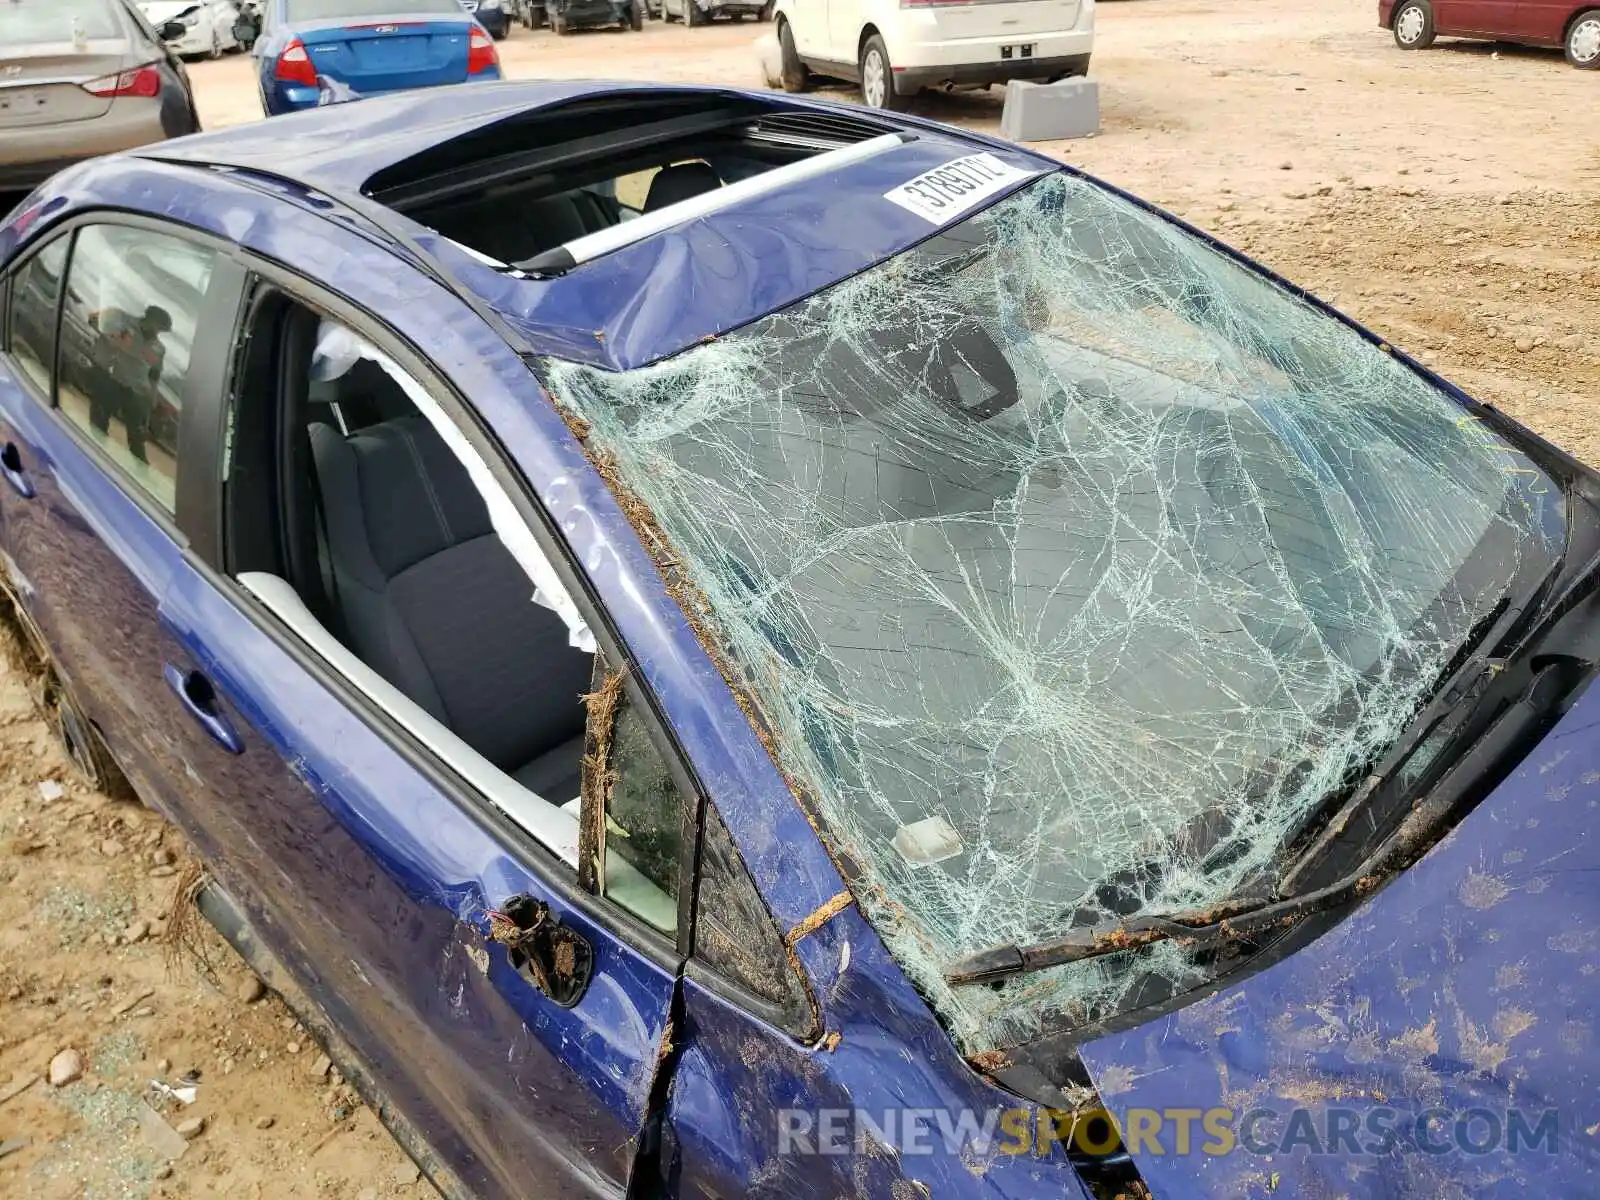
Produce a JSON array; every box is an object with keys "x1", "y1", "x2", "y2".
[
  {"x1": 1079, "y1": 677, "x2": 1600, "y2": 1197},
  {"x1": 253, "y1": 1, "x2": 502, "y2": 118},
  {"x1": 1, "y1": 84, "x2": 1595, "y2": 1199}
]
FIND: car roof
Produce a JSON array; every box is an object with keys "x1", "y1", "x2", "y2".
[{"x1": 90, "y1": 82, "x2": 1059, "y2": 368}]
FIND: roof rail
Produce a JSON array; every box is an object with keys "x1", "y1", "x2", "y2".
[{"x1": 519, "y1": 130, "x2": 915, "y2": 276}]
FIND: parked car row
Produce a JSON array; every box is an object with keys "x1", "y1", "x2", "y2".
[{"x1": 136, "y1": 0, "x2": 246, "y2": 57}]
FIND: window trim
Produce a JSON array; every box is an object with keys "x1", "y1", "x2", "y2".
[{"x1": 196, "y1": 261, "x2": 710, "y2": 965}]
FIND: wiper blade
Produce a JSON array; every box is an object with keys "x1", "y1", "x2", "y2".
[{"x1": 945, "y1": 659, "x2": 1577, "y2": 987}]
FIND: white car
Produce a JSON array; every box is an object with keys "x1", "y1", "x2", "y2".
[
  {"x1": 139, "y1": 0, "x2": 241, "y2": 58},
  {"x1": 770, "y1": 0, "x2": 1092, "y2": 109}
]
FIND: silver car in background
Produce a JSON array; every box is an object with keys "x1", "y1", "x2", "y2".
[{"x1": 1, "y1": 0, "x2": 202, "y2": 193}]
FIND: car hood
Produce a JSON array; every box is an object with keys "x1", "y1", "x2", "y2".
[{"x1": 1079, "y1": 672, "x2": 1600, "y2": 1196}]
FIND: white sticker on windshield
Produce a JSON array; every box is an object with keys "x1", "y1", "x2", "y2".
[{"x1": 884, "y1": 153, "x2": 1039, "y2": 224}]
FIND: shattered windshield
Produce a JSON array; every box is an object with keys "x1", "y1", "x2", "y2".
[{"x1": 545, "y1": 171, "x2": 1563, "y2": 1052}]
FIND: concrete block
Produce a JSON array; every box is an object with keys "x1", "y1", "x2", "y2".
[{"x1": 1000, "y1": 77, "x2": 1100, "y2": 143}]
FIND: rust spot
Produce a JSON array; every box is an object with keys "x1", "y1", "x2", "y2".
[
  {"x1": 552, "y1": 938, "x2": 577, "y2": 980},
  {"x1": 784, "y1": 890, "x2": 854, "y2": 947},
  {"x1": 655, "y1": 1017, "x2": 675, "y2": 1066}
]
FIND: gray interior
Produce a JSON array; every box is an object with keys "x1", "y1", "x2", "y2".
[{"x1": 307, "y1": 397, "x2": 593, "y2": 804}]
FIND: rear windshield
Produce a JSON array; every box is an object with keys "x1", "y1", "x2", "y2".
[
  {"x1": 0, "y1": 0, "x2": 122, "y2": 42},
  {"x1": 546, "y1": 171, "x2": 1563, "y2": 1051},
  {"x1": 283, "y1": 0, "x2": 465, "y2": 18}
]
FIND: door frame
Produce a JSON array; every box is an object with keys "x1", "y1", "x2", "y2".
[{"x1": 184, "y1": 254, "x2": 709, "y2": 969}]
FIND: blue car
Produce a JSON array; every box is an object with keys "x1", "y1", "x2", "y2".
[
  {"x1": 252, "y1": 0, "x2": 502, "y2": 116},
  {"x1": 2, "y1": 83, "x2": 1598, "y2": 1200}
]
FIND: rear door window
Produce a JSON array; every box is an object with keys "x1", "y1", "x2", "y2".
[
  {"x1": 56, "y1": 224, "x2": 217, "y2": 513},
  {"x1": 4, "y1": 236, "x2": 68, "y2": 394}
]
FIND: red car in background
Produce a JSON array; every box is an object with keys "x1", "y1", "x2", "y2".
[{"x1": 1381, "y1": 0, "x2": 1600, "y2": 67}]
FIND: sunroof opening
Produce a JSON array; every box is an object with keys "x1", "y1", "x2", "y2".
[{"x1": 362, "y1": 90, "x2": 901, "y2": 272}]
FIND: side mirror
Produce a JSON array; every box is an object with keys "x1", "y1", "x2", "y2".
[{"x1": 158, "y1": 19, "x2": 188, "y2": 39}]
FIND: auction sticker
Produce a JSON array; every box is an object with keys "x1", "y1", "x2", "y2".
[{"x1": 884, "y1": 153, "x2": 1040, "y2": 224}]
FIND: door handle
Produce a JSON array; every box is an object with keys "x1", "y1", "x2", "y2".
[
  {"x1": 488, "y1": 894, "x2": 594, "y2": 1008},
  {"x1": 163, "y1": 664, "x2": 245, "y2": 755},
  {"x1": 0, "y1": 443, "x2": 35, "y2": 499}
]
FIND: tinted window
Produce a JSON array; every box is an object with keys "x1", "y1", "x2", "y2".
[
  {"x1": 0, "y1": 0, "x2": 122, "y2": 41},
  {"x1": 597, "y1": 694, "x2": 686, "y2": 934},
  {"x1": 57, "y1": 225, "x2": 216, "y2": 512},
  {"x1": 6, "y1": 237, "x2": 67, "y2": 393}
]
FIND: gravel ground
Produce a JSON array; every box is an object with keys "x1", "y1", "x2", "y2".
[{"x1": 2, "y1": 0, "x2": 1596, "y2": 1195}]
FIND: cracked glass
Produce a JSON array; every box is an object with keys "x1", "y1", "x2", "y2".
[{"x1": 544, "y1": 172, "x2": 1563, "y2": 1052}]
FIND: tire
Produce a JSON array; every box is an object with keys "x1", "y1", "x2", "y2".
[
  {"x1": 1391, "y1": 0, "x2": 1435, "y2": 50},
  {"x1": 777, "y1": 18, "x2": 808, "y2": 91},
  {"x1": 759, "y1": 0, "x2": 774, "y2": 18},
  {"x1": 629, "y1": 0, "x2": 644, "y2": 29},
  {"x1": 47, "y1": 675, "x2": 126, "y2": 797},
  {"x1": 858, "y1": 33, "x2": 906, "y2": 110},
  {"x1": 1567, "y1": 9, "x2": 1600, "y2": 67},
  {"x1": 686, "y1": 0, "x2": 704, "y2": 26},
  {"x1": 552, "y1": 7, "x2": 569, "y2": 33}
]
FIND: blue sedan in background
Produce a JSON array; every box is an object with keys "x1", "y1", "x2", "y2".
[
  {"x1": 1, "y1": 82, "x2": 1599, "y2": 1199},
  {"x1": 253, "y1": 0, "x2": 502, "y2": 115}
]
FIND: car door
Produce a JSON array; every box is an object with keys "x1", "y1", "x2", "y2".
[
  {"x1": 0, "y1": 216, "x2": 247, "y2": 810},
  {"x1": 145, "y1": 268, "x2": 687, "y2": 1200},
  {"x1": 783, "y1": 0, "x2": 830, "y2": 58},
  {"x1": 1509, "y1": 0, "x2": 1571, "y2": 40},
  {"x1": 1430, "y1": 0, "x2": 1518, "y2": 34},
  {"x1": 825, "y1": 0, "x2": 864, "y2": 63}
]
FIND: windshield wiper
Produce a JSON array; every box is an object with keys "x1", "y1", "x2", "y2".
[{"x1": 945, "y1": 649, "x2": 1584, "y2": 987}]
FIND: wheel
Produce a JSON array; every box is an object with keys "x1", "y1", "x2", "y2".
[
  {"x1": 686, "y1": 0, "x2": 704, "y2": 26},
  {"x1": 46, "y1": 675, "x2": 124, "y2": 796},
  {"x1": 776, "y1": 18, "x2": 808, "y2": 91},
  {"x1": 858, "y1": 33, "x2": 906, "y2": 110},
  {"x1": 759, "y1": 0, "x2": 774, "y2": 19},
  {"x1": 492, "y1": 24, "x2": 508, "y2": 39},
  {"x1": 629, "y1": 0, "x2": 644, "y2": 29},
  {"x1": 1391, "y1": 0, "x2": 1435, "y2": 49},
  {"x1": 1567, "y1": 9, "x2": 1600, "y2": 67}
]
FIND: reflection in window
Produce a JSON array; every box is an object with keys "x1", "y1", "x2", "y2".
[
  {"x1": 7, "y1": 237, "x2": 67, "y2": 394},
  {"x1": 56, "y1": 226, "x2": 215, "y2": 512}
]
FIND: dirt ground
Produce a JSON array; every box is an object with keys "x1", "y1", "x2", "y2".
[{"x1": 3, "y1": 0, "x2": 1598, "y2": 1195}]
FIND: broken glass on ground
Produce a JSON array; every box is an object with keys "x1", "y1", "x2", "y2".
[{"x1": 545, "y1": 172, "x2": 1561, "y2": 1052}]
